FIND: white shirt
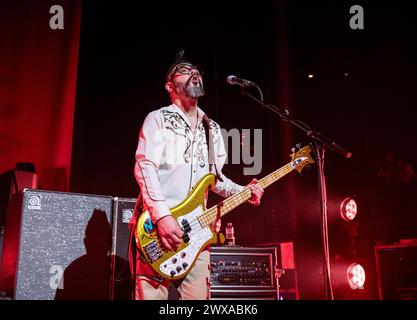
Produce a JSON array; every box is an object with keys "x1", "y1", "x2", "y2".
[{"x1": 134, "y1": 103, "x2": 244, "y2": 223}]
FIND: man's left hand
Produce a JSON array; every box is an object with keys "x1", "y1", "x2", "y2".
[
  {"x1": 211, "y1": 179, "x2": 264, "y2": 233},
  {"x1": 247, "y1": 178, "x2": 264, "y2": 206}
]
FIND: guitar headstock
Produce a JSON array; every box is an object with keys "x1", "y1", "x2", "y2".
[{"x1": 290, "y1": 144, "x2": 315, "y2": 173}]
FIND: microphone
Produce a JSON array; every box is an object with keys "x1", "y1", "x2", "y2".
[{"x1": 226, "y1": 75, "x2": 255, "y2": 87}]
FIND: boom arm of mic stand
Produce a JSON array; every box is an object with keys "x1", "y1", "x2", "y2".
[
  {"x1": 240, "y1": 89, "x2": 352, "y2": 159},
  {"x1": 307, "y1": 130, "x2": 352, "y2": 159},
  {"x1": 240, "y1": 88, "x2": 288, "y2": 121}
]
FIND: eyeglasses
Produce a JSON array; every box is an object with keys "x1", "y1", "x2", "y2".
[{"x1": 168, "y1": 64, "x2": 204, "y2": 81}]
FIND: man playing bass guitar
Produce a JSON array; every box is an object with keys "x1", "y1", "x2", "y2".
[{"x1": 132, "y1": 50, "x2": 264, "y2": 300}]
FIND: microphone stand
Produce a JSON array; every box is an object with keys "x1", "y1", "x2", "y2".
[{"x1": 239, "y1": 85, "x2": 352, "y2": 300}]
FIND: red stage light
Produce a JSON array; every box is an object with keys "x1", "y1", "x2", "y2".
[
  {"x1": 340, "y1": 198, "x2": 357, "y2": 221},
  {"x1": 347, "y1": 263, "x2": 365, "y2": 289}
]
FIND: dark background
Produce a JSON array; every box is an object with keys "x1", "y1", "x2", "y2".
[{"x1": 70, "y1": 1, "x2": 417, "y2": 299}]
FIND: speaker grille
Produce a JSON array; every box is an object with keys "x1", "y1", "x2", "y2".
[{"x1": 1, "y1": 189, "x2": 113, "y2": 300}]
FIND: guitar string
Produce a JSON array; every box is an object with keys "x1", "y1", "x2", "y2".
[
  {"x1": 141, "y1": 155, "x2": 309, "y2": 276},
  {"x1": 146, "y1": 186, "x2": 254, "y2": 255},
  {"x1": 152, "y1": 163, "x2": 293, "y2": 253},
  {"x1": 147, "y1": 164, "x2": 293, "y2": 253},
  {"x1": 191, "y1": 164, "x2": 293, "y2": 228},
  {"x1": 143, "y1": 163, "x2": 305, "y2": 277},
  {"x1": 144, "y1": 163, "x2": 297, "y2": 258},
  {"x1": 147, "y1": 187, "x2": 253, "y2": 252}
]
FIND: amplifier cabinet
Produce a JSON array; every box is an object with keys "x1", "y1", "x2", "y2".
[
  {"x1": 109, "y1": 197, "x2": 136, "y2": 300},
  {"x1": 210, "y1": 246, "x2": 278, "y2": 299},
  {"x1": 375, "y1": 243, "x2": 417, "y2": 300},
  {"x1": 0, "y1": 189, "x2": 113, "y2": 300}
]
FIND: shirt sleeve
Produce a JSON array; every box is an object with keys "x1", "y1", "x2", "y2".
[
  {"x1": 210, "y1": 121, "x2": 245, "y2": 198},
  {"x1": 212, "y1": 172, "x2": 245, "y2": 198},
  {"x1": 134, "y1": 111, "x2": 171, "y2": 224}
]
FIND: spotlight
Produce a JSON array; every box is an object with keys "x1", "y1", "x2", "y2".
[
  {"x1": 332, "y1": 258, "x2": 369, "y2": 298},
  {"x1": 347, "y1": 263, "x2": 365, "y2": 289},
  {"x1": 340, "y1": 198, "x2": 357, "y2": 221}
]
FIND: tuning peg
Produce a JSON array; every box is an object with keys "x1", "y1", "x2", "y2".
[
  {"x1": 290, "y1": 147, "x2": 296, "y2": 160},
  {"x1": 290, "y1": 143, "x2": 302, "y2": 154}
]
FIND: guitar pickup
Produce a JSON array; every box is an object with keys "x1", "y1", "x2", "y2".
[
  {"x1": 182, "y1": 233, "x2": 190, "y2": 243},
  {"x1": 181, "y1": 219, "x2": 191, "y2": 233}
]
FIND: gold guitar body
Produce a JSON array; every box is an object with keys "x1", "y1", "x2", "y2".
[{"x1": 136, "y1": 173, "x2": 218, "y2": 280}]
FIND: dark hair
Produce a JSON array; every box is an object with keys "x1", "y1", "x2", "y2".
[{"x1": 166, "y1": 49, "x2": 193, "y2": 81}]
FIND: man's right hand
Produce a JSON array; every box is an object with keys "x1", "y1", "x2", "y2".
[{"x1": 156, "y1": 215, "x2": 184, "y2": 251}]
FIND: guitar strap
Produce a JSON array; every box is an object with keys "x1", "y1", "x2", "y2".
[
  {"x1": 202, "y1": 114, "x2": 223, "y2": 182},
  {"x1": 202, "y1": 114, "x2": 222, "y2": 235}
]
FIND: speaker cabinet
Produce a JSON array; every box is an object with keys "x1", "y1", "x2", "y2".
[
  {"x1": 375, "y1": 242, "x2": 417, "y2": 300},
  {"x1": 109, "y1": 197, "x2": 136, "y2": 300},
  {"x1": 0, "y1": 189, "x2": 113, "y2": 300}
]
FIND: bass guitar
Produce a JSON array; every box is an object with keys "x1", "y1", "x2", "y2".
[{"x1": 136, "y1": 145, "x2": 314, "y2": 280}]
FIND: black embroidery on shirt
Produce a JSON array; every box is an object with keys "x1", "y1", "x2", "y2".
[
  {"x1": 196, "y1": 123, "x2": 207, "y2": 167},
  {"x1": 184, "y1": 137, "x2": 192, "y2": 163},
  {"x1": 161, "y1": 109, "x2": 192, "y2": 164},
  {"x1": 161, "y1": 109, "x2": 221, "y2": 167},
  {"x1": 161, "y1": 110, "x2": 188, "y2": 137}
]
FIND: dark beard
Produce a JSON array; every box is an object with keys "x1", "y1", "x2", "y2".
[
  {"x1": 186, "y1": 86, "x2": 205, "y2": 98},
  {"x1": 185, "y1": 78, "x2": 206, "y2": 98}
]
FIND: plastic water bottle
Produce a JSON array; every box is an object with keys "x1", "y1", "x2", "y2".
[{"x1": 225, "y1": 222, "x2": 235, "y2": 246}]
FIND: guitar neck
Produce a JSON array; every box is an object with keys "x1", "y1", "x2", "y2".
[{"x1": 198, "y1": 161, "x2": 295, "y2": 227}]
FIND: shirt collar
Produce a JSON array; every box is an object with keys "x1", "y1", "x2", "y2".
[{"x1": 168, "y1": 103, "x2": 205, "y2": 129}]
